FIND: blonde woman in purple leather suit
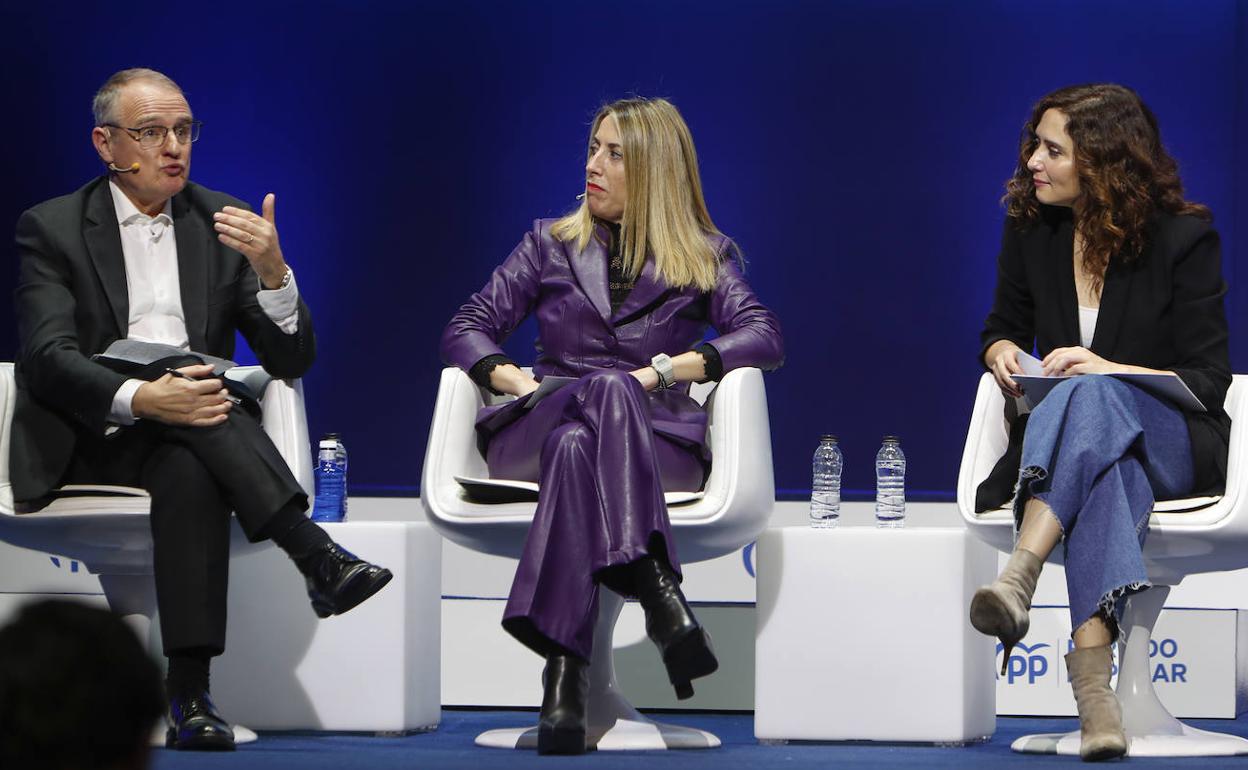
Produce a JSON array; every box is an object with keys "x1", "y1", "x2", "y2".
[{"x1": 441, "y1": 98, "x2": 783, "y2": 754}]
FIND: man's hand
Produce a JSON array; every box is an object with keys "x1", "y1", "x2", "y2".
[
  {"x1": 213, "y1": 193, "x2": 288, "y2": 289},
  {"x1": 131, "y1": 364, "x2": 232, "y2": 427}
]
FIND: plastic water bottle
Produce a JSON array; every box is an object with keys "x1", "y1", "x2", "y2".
[
  {"x1": 810, "y1": 435, "x2": 843, "y2": 528},
  {"x1": 312, "y1": 433, "x2": 348, "y2": 522},
  {"x1": 875, "y1": 435, "x2": 906, "y2": 528}
]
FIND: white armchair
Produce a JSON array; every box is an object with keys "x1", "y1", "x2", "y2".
[
  {"x1": 958, "y1": 372, "x2": 1248, "y2": 757},
  {"x1": 422, "y1": 366, "x2": 774, "y2": 750}
]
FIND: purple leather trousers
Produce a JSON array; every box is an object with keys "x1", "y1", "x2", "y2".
[{"x1": 483, "y1": 369, "x2": 705, "y2": 660}]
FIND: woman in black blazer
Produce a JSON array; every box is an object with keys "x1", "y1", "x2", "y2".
[{"x1": 969, "y1": 83, "x2": 1230, "y2": 761}]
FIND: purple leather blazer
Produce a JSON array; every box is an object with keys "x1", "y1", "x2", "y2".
[{"x1": 440, "y1": 219, "x2": 784, "y2": 452}]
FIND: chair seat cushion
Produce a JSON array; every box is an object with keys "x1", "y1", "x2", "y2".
[
  {"x1": 453, "y1": 475, "x2": 704, "y2": 506},
  {"x1": 979, "y1": 494, "x2": 1223, "y2": 519},
  {"x1": 14, "y1": 484, "x2": 150, "y2": 516}
]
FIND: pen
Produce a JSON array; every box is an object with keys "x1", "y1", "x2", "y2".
[{"x1": 164, "y1": 368, "x2": 242, "y2": 406}]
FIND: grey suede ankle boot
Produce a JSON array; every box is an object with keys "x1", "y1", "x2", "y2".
[
  {"x1": 1065, "y1": 645, "x2": 1127, "y2": 761},
  {"x1": 969, "y1": 548, "x2": 1042, "y2": 674}
]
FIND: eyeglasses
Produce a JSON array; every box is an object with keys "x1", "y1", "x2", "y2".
[{"x1": 103, "y1": 120, "x2": 202, "y2": 149}]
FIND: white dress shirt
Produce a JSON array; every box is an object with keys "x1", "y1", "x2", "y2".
[{"x1": 107, "y1": 181, "x2": 300, "y2": 424}]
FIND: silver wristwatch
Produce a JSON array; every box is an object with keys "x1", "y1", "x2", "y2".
[
  {"x1": 650, "y1": 353, "x2": 676, "y2": 389},
  {"x1": 260, "y1": 267, "x2": 293, "y2": 291}
]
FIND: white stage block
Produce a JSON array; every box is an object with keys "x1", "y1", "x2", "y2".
[
  {"x1": 208, "y1": 521, "x2": 441, "y2": 733},
  {"x1": 754, "y1": 524, "x2": 998, "y2": 743}
]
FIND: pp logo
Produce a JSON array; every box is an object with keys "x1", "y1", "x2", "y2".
[
  {"x1": 49, "y1": 556, "x2": 81, "y2": 573},
  {"x1": 997, "y1": 641, "x2": 1051, "y2": 684},
  {"x1": 742, "y1": 542, "x2": 756, "y2": 578}
]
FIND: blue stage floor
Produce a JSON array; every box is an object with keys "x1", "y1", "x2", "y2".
[{"x1": 148, "y1": 709, "x2": 1248, "y2": 769}]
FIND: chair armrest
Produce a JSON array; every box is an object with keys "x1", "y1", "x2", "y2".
[
  {"x1": 956, "y1": 373, "x2": 1010, "y2": 525},
  {"x1": 422, "y1": 368, "x2": 491, "y2": 509},
  {"x1": 684, "y1": 367, "x2": 774, "y2": 548},
  {"x1": 1216, "y1": 375, "x2": 1248, "y2": 518},
  {"x1": 703, "y1": 367, "x2": 772, "y2": 491},
  {"x1": 228, "y1": 366, "x2": 313, "y2": 497},
  {"x1": 0, "y1": 363, "x2": 16, "y2": 514}
]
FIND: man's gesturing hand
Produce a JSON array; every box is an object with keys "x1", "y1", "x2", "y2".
[
  {"x1": 132, "y1": 364, "x2": 232, "y2": 427},
  {"x1": 213, "y1": 193, "x2": 288, "y2": 289}
]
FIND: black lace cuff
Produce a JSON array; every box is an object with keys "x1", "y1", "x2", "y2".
[
  {"x1": 468, "y1": 354, "x2": 517, "y2": 394},
  {"x1": 695, "y1": 343, "x2": 724, "y2": 382}
]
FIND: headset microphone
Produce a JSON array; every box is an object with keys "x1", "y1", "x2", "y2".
[
  {"x1": 108, "y1": 162, "x2": 140, "y2": 173},
  {"x1": 575, "y1": 192, "x2": 586, "y2": 200}
]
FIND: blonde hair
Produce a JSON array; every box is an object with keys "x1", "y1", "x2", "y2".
[{"x1": 551, "y1": 98, "x2": 722, "y2": 291}]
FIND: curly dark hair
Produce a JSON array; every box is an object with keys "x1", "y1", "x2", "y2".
[{"x1": 1003, "y1": 83, "x2": 1211, "y2": 294}]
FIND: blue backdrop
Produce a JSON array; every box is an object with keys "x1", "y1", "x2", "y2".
[{"x1": 2, "y1": 0, "x2": 1245, "y2": 500}]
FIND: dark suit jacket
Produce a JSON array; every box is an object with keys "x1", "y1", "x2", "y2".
[
  {"x1": 11, "y1": 177, "x2": 316, "y2": 501},
  {"x1": 980, "y1": 208, "x2": 1231, "y2": 496},
  {"x1": 440, "y1": 218, "x2": 784, "y2": 453}
]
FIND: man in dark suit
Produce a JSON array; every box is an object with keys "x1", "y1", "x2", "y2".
[{"x1": 11, "y1": 68, "x2": 392, "y2": 751}]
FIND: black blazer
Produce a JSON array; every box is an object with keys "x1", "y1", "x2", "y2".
[
  {"x1": 10, "y1": 177, "x2": 316, "y2": 501},
  {"x1": 980, "y1": 208, "x2": 1231, "y2": 497}
]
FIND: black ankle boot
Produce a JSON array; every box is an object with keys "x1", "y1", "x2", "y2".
[
  {"x1": 631, "y1": 557, "x2": 718, "y2": 700},
  {"x1": 537, "y1": 654, "x2": 589, "y2": 755}
]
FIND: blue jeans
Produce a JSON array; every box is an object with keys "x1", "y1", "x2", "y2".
[{"x1": 1016, "y1": 375, "x2": 1194, "y2": 636}]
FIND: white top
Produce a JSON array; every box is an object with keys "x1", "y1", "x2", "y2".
[
  {"x1": 107, "y1": 180, "x2": 301, "y2": 425},
  {"x1": 1078, "y1": 304, "x2": 1099, "y2": 349},
  {"x1": 111, "y1": 183, "x2": 185, "y2": 348}
]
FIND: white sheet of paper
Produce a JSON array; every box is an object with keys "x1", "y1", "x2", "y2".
[
  {"x1": 524, "y1": 376, "x2": 576, "y2": 409},
  {"x1": 1016, "y1": 350, "x2": 1046, "y2": 376},
  {"x1": 1011, "y1": 351, "x2": 1205, "y2": 412}
]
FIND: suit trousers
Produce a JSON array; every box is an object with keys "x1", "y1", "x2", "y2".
[
  {"x1": 63, "y1": 409, "x2": 307, "y2": 655},
  {"x1": 485, "y1": 369, "x2": 704, "y2": 660}
]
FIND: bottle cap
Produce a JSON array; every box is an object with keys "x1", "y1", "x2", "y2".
[
  {"x1": 882, "y1": 435, "x2": 900, "y2": 442},
  {"x1": 820, "y1": 434, "x2": 838, "y2": 442}
]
